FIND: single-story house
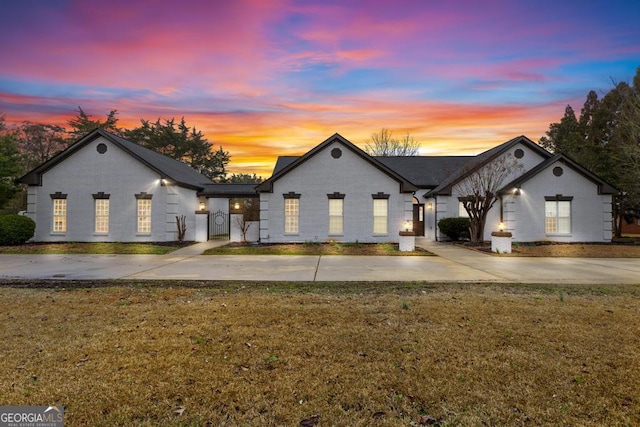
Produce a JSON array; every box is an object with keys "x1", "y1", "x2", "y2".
[{"x1": 19, "y1": 129, "x2": 617, "y2": 243}]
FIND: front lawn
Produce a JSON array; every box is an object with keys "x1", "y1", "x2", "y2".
[
  {"x1": 1, "y1": 281, "x2": 638, "y2": 426},
  {"x1": 204, "y1": 242, "x2": 433, "y2": 256},
  {"x1": 0, "y1": 242, "x2": 190, "y2": 255},
  {"x1": 465, "y1": 241, "x2": 640, "y2": 257}
]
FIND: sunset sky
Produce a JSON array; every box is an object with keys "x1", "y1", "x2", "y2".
[{"x1": 1, "y1": 0, "x2": 639, "y2": 176}]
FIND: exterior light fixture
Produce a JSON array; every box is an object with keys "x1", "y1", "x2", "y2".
[
  {"x1": 498, "y1": 222, "x2": 505, "y2": 232},
  {"x1": 234, "y1": 202, "x2": 240, "y2": 210},
  {"x1": 426, "y1": 202, "x2": 433, "y2": 210},
  {"x1": 199, "y1": 201, "x2": 206, "y2": 211},
  {"x1": 513, "y1": 187, "x2": 521, "y2": 195},
  {"x1": 404, "y1": 220, "x2": 412, "y2": 232}
]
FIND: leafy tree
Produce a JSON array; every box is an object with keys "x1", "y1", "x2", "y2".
[
  {"x1": 364, "y1": 128, "x2": 420, "y2": 156},
  {"x1": 539, "y1": 105, "x2": 582, "y2": 156},
  {"x1": 539, "y1": 66, "x2": 640, "y2": 237},
  {"x1": 17, "y1": 122, "x2": 66, "y2": 171},
  {"x1": 124, "y1": 117, "x2": 229, "y2": 181},
  {"x1": 67, "y1": 107, "x2": 120, "y2": 140},
  {"x1": 226, "y1": 173, "x2": 263, "y2": 183},
  {"x1": 455, "y1": 155, "x2": 523, "y2": 243},
  {"x1": 0, "y1": 116, "x2": 23, "y2": 210}
]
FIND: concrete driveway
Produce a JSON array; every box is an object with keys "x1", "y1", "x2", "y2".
[{"x1": 0, "y1": 239, "x2": 638, "y2": 284}]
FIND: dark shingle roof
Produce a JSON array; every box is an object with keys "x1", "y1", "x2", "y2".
[
  {"x1": 199, "y1": 183, "x2": 259, "y2": 197},
  {"x1": 375, "y1": 156, "x2": 474, "y2": 188},
  {"x1": 20, "y1": 129, "x2": 214, "y2": 190}
]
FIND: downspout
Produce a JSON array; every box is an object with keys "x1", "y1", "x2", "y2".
[{"x1": 434, "y1": 195, "x2": 438, "y2": 241}]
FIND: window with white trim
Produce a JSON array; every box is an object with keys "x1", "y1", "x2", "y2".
[
  {"x1": 285, "y1": 199, "x2": 299, "y2": 234},
  {"x1": 545, "y1": 197, "x2": 572, "y2": 234},
  {"x1": 373, "y1": 198, "x2": 388, "y2": 234},
  {"x1": 329, "y1": 198, "x2": 343, "y2": 235},
  {"x1": 137, "y1": 199, "x2": 152, "y2": 233},
  {"x1": 52, "y1": 198, "x2": 67, "y2": 233},
  {"x1": 95, "y1": 199, "x2": 110, "y2": 233},
  {"x1": 458, "y1": 201, "x2": 469, "y2": 218},
  {"x1": 284, "y1": 194, "x2": 300, "y2": 234}
]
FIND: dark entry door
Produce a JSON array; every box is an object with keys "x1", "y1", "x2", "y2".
[{"x1": 413, "y1": 204, "x2": 424, "y2": 236}]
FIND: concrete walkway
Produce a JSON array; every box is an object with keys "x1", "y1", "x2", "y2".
[{"x1": 0, "y1": 240, "x2": 638, "y2": 284}]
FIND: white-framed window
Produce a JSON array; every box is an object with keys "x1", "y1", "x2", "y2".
[
  {"x1": 52, "y1": 198, "x2": 67, "y2": 233},
  {"x1": 545, "y1": 199, "x2": 571, "y2": 234},
  {"x1": 458, "y1": 201, "x2": 469, "y2": 218},
  {"x1": 373, "y1": 198, "x2": 388, "y2": 234},
  {"x1": 137, "y1": 199, "x2": 152, "y2": 234},
  {"x1": 329, "y1": 198, "x2": 343, "y2": 235},
  {"x1": 284, "y1": 197, "x2": 299, "y2": 234},
  {"x1": 94, "y1": 199, "x2": 110, "y2": 233}
]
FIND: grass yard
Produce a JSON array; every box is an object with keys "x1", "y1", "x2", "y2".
[
  {"x1": 471, "y1": 242, "x2": 640, "y2": 258},
  {"x1": 204, "y1": 242, "x2": 432, "y2": 256},
  {"x1": 0, "y1": 242, "x2": 190, "y2": 255},
  {"x1": 1, "y1": 281, "x2": 639, "y2": 426}
]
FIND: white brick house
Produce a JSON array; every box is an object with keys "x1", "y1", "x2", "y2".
[
  {"x1": 20, "y1": 131, "x2": 617, "y2": 243},
  {"x1": 20, "y1": 129, "x2": 214, "y2": 242},
  {"x1": 256, "y1": 134, "x2": 417, "y2": 243},
  {"x1": 259, "y1": 134, "x2": 617, "y2": 243}
]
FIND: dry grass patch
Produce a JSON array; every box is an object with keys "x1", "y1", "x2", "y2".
[
  {"x1": 465, "y1": 242, "x2": 640, "y2": 257},
  {"x1": 0, "y1": 242, "x2": 190, "y2": 255},
  {"x1": 204, "y1": 242, "x2": 432, "y2": 256},
  {"x1": 1, "y1": 282, "x2": 639, "y2": 426},
  {"x1": 510, "y1": 242, "x2": 640, "y2": 257}
]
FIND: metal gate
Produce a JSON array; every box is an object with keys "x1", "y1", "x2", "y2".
[{"x1": 209, "y1": 210, "x2": 230, "y2": 240}]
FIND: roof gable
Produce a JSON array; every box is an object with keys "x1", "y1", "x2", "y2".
[
  {"x1": 425, "y1": 135, "x2": 552, "y2": 197},
  {"x1": 19, "y1": 129, "x2": 213, "y2": 190},
  {"x1": 256, "y1": 133, "x2": 418, "y2": 193},
  {"x1": 498, "y1": 153, "x2": 619, "y2": 195}
]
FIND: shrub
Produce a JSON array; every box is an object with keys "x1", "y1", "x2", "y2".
[
  {"x1": 438, "y1": 217, "x2": 470, "y2": 241},
  {"x1": 0, "y1": 214, "x2": 36, "y2": 245}
]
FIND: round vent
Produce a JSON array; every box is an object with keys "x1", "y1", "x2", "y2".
[
  {"x1": 553, "y1": 166, "x2": 564, "y2": 177},
  {"x1": 514, "y1": 148, "x2": 524, "y2": 159},
  {"x1": 331, "y1": 148, "x2": 342, "y2": 158},
  {"x1": 97, "y1": 143, "x2": 108, "y2": 154}
]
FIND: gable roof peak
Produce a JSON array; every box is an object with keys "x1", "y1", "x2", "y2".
[{"x1": 256, "y1": 133, "x2": 417, "y2": 193}]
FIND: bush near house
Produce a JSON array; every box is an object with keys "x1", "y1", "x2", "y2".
[
  {"x1": 0, "y1": 214, "x2": 36, "y2": 245},
  {"x1": 438, "y1": 217, "x2": 470, "y2": 241}
]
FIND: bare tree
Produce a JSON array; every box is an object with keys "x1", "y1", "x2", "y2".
[
  {"x1": 234, "y1": 214, "x2": 252, "y2": 242},
  {"x1": 176, "y1": 215, "x2": 187, "y2": 241},
  {"x1": 17, "y1": 122, "x2": 67, "y2": 171},
  {"x1": 364, "y1": 128, "x2": 420, "y2": 156},
  {"x1": 455, "y1": 156, "x2": 523, "y2": 243}
]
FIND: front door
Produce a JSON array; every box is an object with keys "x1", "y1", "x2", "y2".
[{"x1": 413, "y1": 204, "x2": 425, "y2": 236}]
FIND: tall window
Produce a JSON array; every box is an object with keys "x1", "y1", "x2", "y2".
[
  {"x1": 328, "y1": 198, "x2": 343, "y2": 235},
  {"x1": 95, "y1": 199, "x2": 110, "y2": 233},
  {"x1": 52, "y1": 198, "x2": 67, "y2": 233},
  {"x1": 545, "y1": 198, "x2": 571, "y2": 234},
  {"x1": 458, "y1": 201, "x2": 469, "y2": 218},
  {"x1": 137, "y1": 199, "x2": 152, "y2": 233},
  {"x1": 373, "y1": 198, "x2": 388, "y2": 234},
  {"x1": 284, "y1": 193, "x2": 300, "y2": 234}
]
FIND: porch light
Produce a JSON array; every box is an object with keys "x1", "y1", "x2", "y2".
[
  {"x1": 513, "y1": 187, "x2": 521, "y2": 195},
  {"x1": 404, "y1": 220, "x2": 413, "y2": 232},
  {"x1": 426, "y1": 202, "x2": 433, "y2": 210},
  {"x1": 498, "y1": 222, "x2": 505, "y2": 232},
  {"x1": 199, "y1": 201, "x2": 206, "y2": 211},
  {"x1": 234, "y1": 202, "x2": 240, "y2": 210}
]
